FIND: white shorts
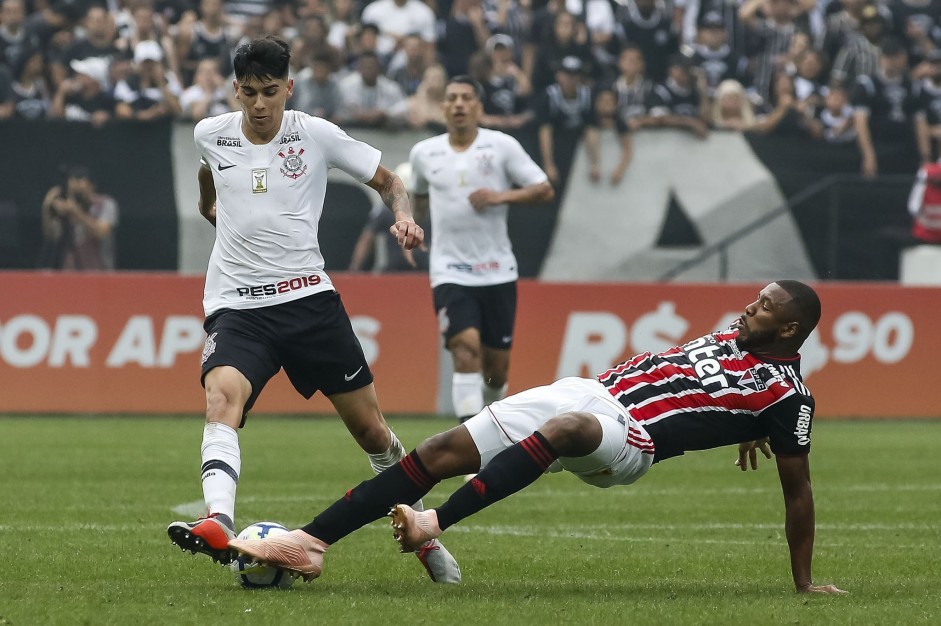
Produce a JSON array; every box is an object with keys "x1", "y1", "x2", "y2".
[{"x1": 464, "y1": 377, "x2": 656, "y2": 488}]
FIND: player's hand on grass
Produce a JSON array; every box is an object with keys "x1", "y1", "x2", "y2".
[
  {"x1": 389, "y1": 220, "x2": 425, "y2": 250},
  {"x1": 799, "y1": 583, "x2": 848, "y2": 595},
  {"x1": 734, "y1": 437, "x2": 771, "y2": 471}
]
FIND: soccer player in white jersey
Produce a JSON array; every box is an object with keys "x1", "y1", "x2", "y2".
[
  {"x1": 409, "y1": 76, "x2": 554, "y2": 429},
  {"x1": 230, "y1": 280, "x2": 846, "y2": 595},
  {"x1": 166, "y1": 35, "x2": 460, "y2": 584}
]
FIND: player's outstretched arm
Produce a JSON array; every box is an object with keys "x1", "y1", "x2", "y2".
[
  {"x1": 775, "y1": 454, "x2": 847, "y2": 595},
  {"x1": 734, "y1": 438, "x2": 771, "y2": 471},
  {"x1": 366, "y1": 165, "x2": 424, "y2": 251},
  {"x1": 197, "y1": 164, "x2": 217, "y2": 227}
]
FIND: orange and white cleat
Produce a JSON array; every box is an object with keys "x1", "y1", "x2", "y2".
[
  {"x1": 415, "y1": 538, "x2": 461, "y2": 584},
  {"x1": 229, "y1": 529, "x2": 328, "y2": 582},
  {"x1": 167, "y1": 514, "x2": 236, "y2": 564}
]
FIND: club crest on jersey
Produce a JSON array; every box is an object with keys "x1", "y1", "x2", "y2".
[
  {"x1": 734, "y1": 368, "x2": 767, "y2": 392},
  {"x1": 278, "y1": 146, "x2": 307, "y2": 179},
  {"x1": 476, "y1": 153, "x2": 495, "y2": 176}
]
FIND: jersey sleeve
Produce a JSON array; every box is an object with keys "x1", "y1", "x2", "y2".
[
  {"x1": 501, "y1": 133, "x2": 549, "y2": 187},
  {"x1": 760, "y1": 393, "x2": 814, "y2": 456},
  {"x1": 193, "y1": 118, "x2": 213, "y2": 165},
  {"x1": 308, "y1": 116, "x2": 382, "y2": 183},
  {"x1": 408, "y1": 143, "x2": 430, "y2": 195}
]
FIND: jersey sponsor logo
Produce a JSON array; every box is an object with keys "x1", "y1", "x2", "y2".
[
  {"x1": 201, "y1": 332, "x2": 217, "y2": 365},
  {"x1": 279, "y1": 131, "x2": 301, "y2": 144},
  {"x1": 252, "y1": 168, "x2": 267, "y2": 193},
  {"x1": 217, "y1": 136, "x2": 242, "y2": 147},
  {"x1": 446, "y1": 261, "x2": 500, "y2": 273},
  {"x1": 235, "y1": 274, "x2": 322, "y2": 298},
  {"x1": 794, "y1": 404, "x2": 812, "y2": 445},
  {"x1": 278, "y1": 146, "x2": 307, "y2": 180},
  {"x1": 681, "y1": 335, "x2": 729, "y2": 389}
]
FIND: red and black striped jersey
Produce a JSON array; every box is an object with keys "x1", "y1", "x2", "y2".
[{"x1": 597, "y1": 330, "x2": 814, "y2": 463}]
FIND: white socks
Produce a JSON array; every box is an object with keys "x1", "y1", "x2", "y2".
[
  {"x1": 452, "y1": 372, "x2": 485, "y2": 421},
  {"x1": 200, "y1": 422, "x2": 241, "y2": 526},
  {"x1": 483, "y1": 382, "x2": 508, "y2": 406}
]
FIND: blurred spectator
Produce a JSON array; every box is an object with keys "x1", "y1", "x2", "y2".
[
  {"x1": 180, "y1": 56, "x2": 229, "y2": 120},
  {"x1": 791, "y1": 47, "x2": 826, "y2": 112},
  {"x1": 710, "y1": 78, "x2": 757, "y2": 130},
  {"x1": 50, "y1": 5, "x2": 119, "y2": 88},
  {"x1": 388, "y1": 34, "x2": 429, "y2": 96},
  {"x1": 914, "y1": 49, "x2": 941, "y2": 162},
  {"x1": 439, "y1": 0, "x2": 491, "y2": 78},
  {"x1": 750, "y1": 70, "x2": 814, "y2": 135},
  {"x1": 739, "y1": 0, "x2": 810, "y2": 108},
  {"x1": 294, "y1": 14, "x2": 339, "y2": 70},
  {"x1": 224, "y1": 0, "x2": 273, "y2": 24},
  {"x1": 535, "y1": 55, "x2": 598, "y2": 185},
  {"x1": 0, "y1": 65, "x2": 13, "y2": 119},
  {"x1": 114, "y1": 40, "x2": 182, "y2": 120},
  {"x1": 326, "y1": 0, "x2": 357, "y2": 56},
  {"x1": 481, "y1": 0, "x2": 530, "y2": 56},
  {"x1": 406, "y1": 63, "x2": 447, "y2": 130},
  {"x1": 0, "y1": 0, "x2": 41, "y2": 69},
  {"x1": 346, "y1": 22, "x2": 387, "y2": 70},
  {"x1": 116, "y1": 0, "x2": 173, "y2": 61},
  {"x1": 470, "y1": 37, "x2": 533, "y2": 129},
  {"x1": 22, "y1": 0, "x2": 76, "y2": 61},
  {"x1": 338, "y1": 50, "x2": 408, "y2": 128},
  {"x1": 531, "y1": 11, "x2": 595, "y2": 92},
  {"x1": 360, "y1": 0, "x2": 438, "y2": 64},
  {"x1": 853, "y1": 37, "x2": 924, "y2": 177},
  {"x1": 39, "y1": 165, "x2": 118, "y2": 271},
  {"x1": 682, "y1": 0, "x2": 747, "y2": 54},
  {"x1": 10, "y1": 44, "x2": 50, "y2": 119},
  {"x1": 612, "y1": 45, "x2": 654, "y2": 130},
  {"x1": 808, "y1": 82, "x2": 857, "y2": 142},
  {"x1": 572, "y1": 0, "x2": 617, "y2": 70},
  {"x1": 175, "y1": 0, "x2": 235, "y2": 86},
  {"x1": 648, "y1": 53, "x2": 709, "y2": 137},
  {"x1": 592, "y1": 86, "x2": 633, "y2": 184},
  {"x1": 615, "y1": 0, "x2": 679, "y2": 83},
  {"x1": 291, "y1": 49, "x2": 342, "y2": 121},
  {"x1": 50, "y1": 56, "x2": 115, "y2": 125},
  {"x1": 689, "y1": 11, "x2": 751, "y2": 100},
  {"x1": 892, "y1": 0, "x2": 941, "y2": 70},
  {"x1": 830, "y1": 3, "x2": 884, "y2": 88},
  {"x1": 823, "y1": 0, "x2": 867, "y2": 61}
]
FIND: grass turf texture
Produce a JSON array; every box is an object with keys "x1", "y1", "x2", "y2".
[{"x1": 1, "y1": 417, "x2": 939, "y2": 625}]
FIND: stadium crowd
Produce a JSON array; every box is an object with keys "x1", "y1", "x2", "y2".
[{"x1": 1, "y1": 0, "x2": 941, "y2": 175}]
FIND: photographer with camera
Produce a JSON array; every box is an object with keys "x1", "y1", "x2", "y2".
[{"x1": 39, "y1": 165, "x2": 118, "y2": 270}]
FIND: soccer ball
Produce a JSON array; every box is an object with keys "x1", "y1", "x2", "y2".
[{"x1": 230, "y1": 522, "x2": 296, "y2": 589}]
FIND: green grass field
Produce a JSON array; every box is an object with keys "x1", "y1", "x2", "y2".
[{"x1": 1, "y1": 416, "x2": 939, "y2": 625}]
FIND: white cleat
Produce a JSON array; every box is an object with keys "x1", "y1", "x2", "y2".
[{"x1": 415, "y1": 538, "x2": 461, "y2": 584}]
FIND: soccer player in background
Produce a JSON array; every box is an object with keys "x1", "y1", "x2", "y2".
[
  {"x1": 231, "y1": 280, "x2": 846, "y2": 595},
  {"x1": 409, "y1": 76, "x2": 554, "y2": 431},
  {"x1": 166, "y1": 35, "x2": 461, "y2": 584}
]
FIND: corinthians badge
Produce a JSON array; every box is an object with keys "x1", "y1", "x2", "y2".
[{"x1": 278, "y1": 146, "x2": 307, "y2": 179}]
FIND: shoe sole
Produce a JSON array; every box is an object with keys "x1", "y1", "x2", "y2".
[
  {"x1": 167, "y1": 524, "x2": 234, "y2": 565},
  {"x1": 389, "y1": 504, "x2": 424, "y2": 553}
]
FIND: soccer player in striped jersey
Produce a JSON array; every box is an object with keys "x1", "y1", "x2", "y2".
[{"x1": 229, "y1": 280, "x2": 846, "y2": 594}]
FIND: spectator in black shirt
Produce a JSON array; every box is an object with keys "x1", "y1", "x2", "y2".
[
  {"x1": 49, "y1": 56, "x2": 115, "y2": 125},
  {"x1": 914, "y1": 49, "x2": 941, "y2": 163},
  {"x1": 690, "y1": 11, "x2": 751, "y2": 101},
  {"x1": 592, "y1": 87, "x2": 633, "y2": 184},
  {"x1": 613, "y1": 45, "x2": 655, "y2": 130},
  {"x1": 536, "y1": 55, "x2": 598, "y2": 186},
  {"x1": 531, "y1": 11, "x2": 596, "y2": 93},
  {"x1": 0, "y1": 0, "x2": 40, "y2": 69},
  {"x1": 615, "y1": 0, "x2": 678, "y2": 83},
  {"x1": 648, "y1": 53, "x2": 709, "y2": 138},
  {"x1": 10, "y1": 45, "x2": 50, "y2": 119},
  {"x1": 50, "y1": 5, "x2": 119, "y2": 89},
  {"x1": 854, "y1": 37, "x2": 925, "y2": 177}
]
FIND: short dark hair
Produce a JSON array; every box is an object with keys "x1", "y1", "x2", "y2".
[
  {"x1": 233, "y1": 35, "x2": 291, "y2": 82},
  {"x1": 879, "y1": 36, "x2": 905, "y2": 58},
  {"x1": 446, "y1": 75, "x2": 483, "y2": 99},
  {"x1": 775, "y1": 280, "x2": 821, "y2": 339}
]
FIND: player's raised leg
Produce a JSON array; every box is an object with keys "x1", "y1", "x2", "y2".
[
  {"x1": 167, "y1": 365, "x2": 249, "y2": 563},
  {"x1": 330, "y1": 384, "x2": 462, "y2": 583}
]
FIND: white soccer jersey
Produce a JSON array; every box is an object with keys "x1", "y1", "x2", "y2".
[
  {"x1": 195, "y1": 110, "x2": 381, "y2": 315},
  {"x1": 409, "y1": 128, "x2": 548, "y2": 287}
]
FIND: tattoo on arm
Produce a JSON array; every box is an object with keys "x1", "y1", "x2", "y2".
[{"x1": 381, "y1": 174, "x2": 411, "y2": 219}]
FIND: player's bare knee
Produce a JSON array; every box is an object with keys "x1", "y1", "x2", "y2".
[{"x1": 539, "y1": 412, "x2": 603, "y2": 457}]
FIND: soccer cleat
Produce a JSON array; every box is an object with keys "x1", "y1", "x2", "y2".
[
  {"x1": 167, "y1": 514, "x2": 236, "y2": 564},
  {"x1": 415, "y1": 538, "x2": 461, "y2": 584},
  {"x1": 389, "y1": 504, "x2": 443, "y2": 553},
  {"x1": 229, "y1": 529, "x2": 328, "y2": 582}
]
